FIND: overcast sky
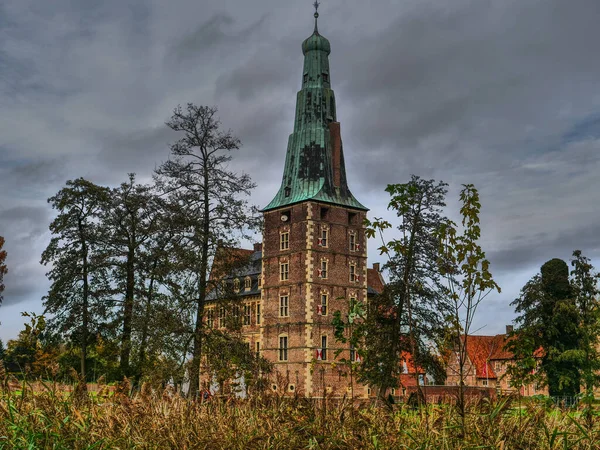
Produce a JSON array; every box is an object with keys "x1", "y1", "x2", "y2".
[{"x1": 1, "y1": 0, "x2": 599, "y2": 342}]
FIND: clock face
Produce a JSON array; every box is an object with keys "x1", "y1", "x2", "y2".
[{"x1": 280, "y1": 214, "x2": 288, "y2": 222}]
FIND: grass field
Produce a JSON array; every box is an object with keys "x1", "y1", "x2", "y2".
[{"x1": 1, "y1": 381, "x2": 599, "y2": 449}]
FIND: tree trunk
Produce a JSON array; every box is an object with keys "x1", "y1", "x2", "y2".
[
  {"x1": 137, "y1": 258, "x2": 158, "y2": 384},
  {"x1": 120, "y1": 245, "x2": 136, "y2": 377},
  {"x1": 188, "y1": 165, "x2": 211, "y2": 398},
  {"x1": 78, "y1": 218, "x2": 89, "y2": 391}
]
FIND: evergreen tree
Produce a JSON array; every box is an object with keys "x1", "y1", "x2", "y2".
[
  {"x1": 509, "y1": 258, "x2": 581, "y2": 397},
  {"x1": 0, "y1": 235, "x2": 7, "y2": 305},
  {"x1": 41, "y1": 178, "x2": 111, "y2": 385},
  {"x1": 363, "y1": 176, "x2": 451, "y2": 400},
  {"x1": 97, "y1": 174, "x2": 162, "y2": 378},
  {"x1": 570, "y1": 250, "x2": 600, "y2": 401}
]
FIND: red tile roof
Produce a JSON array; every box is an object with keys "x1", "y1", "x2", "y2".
[
  {"x1": 464, "y1": 335, "x2": 504, "y2": 379},
  {"x1": 367, "y1": 268, "x2": 385, "y2": 294},
  {"x1": 399, "y1": 351, "x2": 425, "y2": 375},
  {"x1": 463, "y1": 334, "x2": 543, "y2": 379}
]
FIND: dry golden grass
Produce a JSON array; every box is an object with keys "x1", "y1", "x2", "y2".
[{"x1": 1, "y1": 383, "x2": 599, "y2": 449}]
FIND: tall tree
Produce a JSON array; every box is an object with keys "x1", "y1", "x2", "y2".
[
  {"x1": 0, "y1": 236, "x2": 7, "y2": 305},
  {"x1": 509, "y1": 258, "x2": 580, "y2": 398},
  {"x1": 154, "y1": 104, "x2": 257, "y2": 397},
  {"x1": 41, "y1": 178, "x2": 111, "y2": 384},
  {"x1": 437, "y1": 184, "x2": 500, "y2": 433},
  {"x1": 570, "y1": 250, "x2": 600, "y2": 403},
  {"x1": 98, "y1": 174, "x2": 161, "y2": 378},
  {"x1": 363, "y1": 176, "x2": 451, "y2": 400}
]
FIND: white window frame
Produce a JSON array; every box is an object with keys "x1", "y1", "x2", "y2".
[
  {"x1": 279, "y1": 335, "x2": 288, "y2": 361},
  {"x1": 243, "y1": 304, "x2": 251, "y2": 325},
  {"x1": 320, "y1": 293, "x2": 328, "y2": 316},
  {"x1": 320, "y1": 260, "x2": 328, "y2": 279},
  {"x1": 280, "y1": 262, "x2": 289, "y2": 281},
  {"x1": 280, "y1": 231, "x2": 289, "y2": 251},
  {"x1": 279, "y1": 295, "x2": 289, "y2": 317}
]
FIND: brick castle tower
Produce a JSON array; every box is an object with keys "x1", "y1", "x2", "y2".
[{"x1": 259, "y1": 5, "x2": 370, "y2": 397}]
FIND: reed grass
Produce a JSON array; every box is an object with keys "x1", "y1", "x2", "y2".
[{"x1": 1, "y1": 383, "x2": 599, "y2": 449}]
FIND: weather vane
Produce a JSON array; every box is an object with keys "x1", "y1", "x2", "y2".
[{"x1": 313, "y1": 1, "x2": 320, "y2": 17}]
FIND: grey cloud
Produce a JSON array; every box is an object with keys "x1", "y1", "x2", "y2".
[
  {"x1": 171, "y1": 13, "x2": 268, "y2": 63},
  {"x1": 1, "y1": 0, "x2": 599, "y2": 337}
]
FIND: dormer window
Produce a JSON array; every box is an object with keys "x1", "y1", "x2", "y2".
[
  {"x1": 322, "y1": 73, "x2": 328, "y2": 83},
  {"x1": 244, "y1": 276, "x2": 252, "y2": 290},
  {"x1": 303, "y1": 73, "x2": 308, "y2": 84},
  {"x1": 284, "y1": 186, "x2": 291, "y2": 197},
  {"x1": 234, "y1": 278, "x2": 240, "y2": 291}
]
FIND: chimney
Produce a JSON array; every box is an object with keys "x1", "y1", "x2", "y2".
[
  {"x1": 505, "y1": 325, "x2": 514, "y2": 335},
  {"x1": 372, "y1": 262, "x2": 380, "y2": 272},
  {"x1": 329, "y1": 122, "x2": 341, "y2": 188},
  {"x1": 253, "y1": 242, "x2": 263, "y2": 252}
]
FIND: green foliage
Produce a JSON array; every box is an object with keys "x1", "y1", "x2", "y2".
[
  {"x1": 0, "y1": 235, "x2": 7, "y2": 305},
  {"x1": 509, "y1": 255, "x2": 590, "y2": 398},
  {"x1": 360, "y1": 176, "x2": 452, "y2": 397},
  {"x1": 4, "y1": 313, "x2": 50, "y2": 376},
  {"x1": 41, "y1": 178, "x2": 112, "y2": 382},
  {"x1": 570, "y1": 250, "x2": 600, "y2": 401},
  {"x1": 436, "y1": 184, "x2": 500, "y2": 428},
  {"x1": 154, "y1": 104, "x2": 258, "y2": 397}
]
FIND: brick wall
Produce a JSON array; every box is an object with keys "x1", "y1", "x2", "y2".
[{"x1": 261, "y1": 201, "x2": 368, "y2": 397}]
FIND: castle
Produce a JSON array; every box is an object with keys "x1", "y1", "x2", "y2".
[{"x1": 205, "y1": 6, "x2": 384, "y2": 398}]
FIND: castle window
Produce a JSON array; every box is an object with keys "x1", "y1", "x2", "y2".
[
  {"x1": 320, "y1": 293, "x2": 328, "y2": 316},
  {"x1": 349, "y1": 233, "x2": 356, "y2": 252},
  {"x1": 348, "y1": 212, "x2": 357, "y2": 224},
  {"x1": 350, "y1": 344, "x2": 356, "y2": 362},
  {"x1": 280, "y1": 232, "x2": 289, "y2": 250},
  {"x1": 258, "y1": 276, "x2": 262, "y2": 287},
  {"x1": 280, "y1": 262, "x2": 289, "y2": 281},
  {"x1": 320, "y1": 207, "x2": 329, "y2": 220},
  {"x1": 218, "y1": 306, "x2": 225, "y2": 328},
  {"x1": 256, "y1": 341, "x2": 260, "y2": 357},
  {"x1": 279, "y1": 295, "x2": 289, "y2": 317},
  {"x1": 319, "y1": 229, "x2": 328, "y2": 247},
  {"x1": 279, "y1": 335, "x2": 288, "y2": 361},
  {"x1": 206, "y1": 308, "x2": 214, "y2": 329},
  {"x1": 349, "y1": 264, "x2": 357, "y2": 282},
  {"x1": 321, "y1": 335, "x2": 328, "y2": 361},
  {"x1": 319, "y1": 260, "x2": 327, "y2": 279},
  {"x1": 243, "y1": 304, "x2": 251, "y2": 325},
  {"x1": 256, "y1": 303, "x2": 261, "y2": 324},
  {"x1": 244, "y1": 277, "x2": 251, "y2": 290}
]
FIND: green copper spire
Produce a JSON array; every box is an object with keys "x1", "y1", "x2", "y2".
[{"x1": 263, "y1": 7, "x2": 367, "y2": 212}]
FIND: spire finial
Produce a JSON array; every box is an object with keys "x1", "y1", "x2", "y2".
[{"x1": 313, "y1": 1, "x2": 320, "y2": 33}]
